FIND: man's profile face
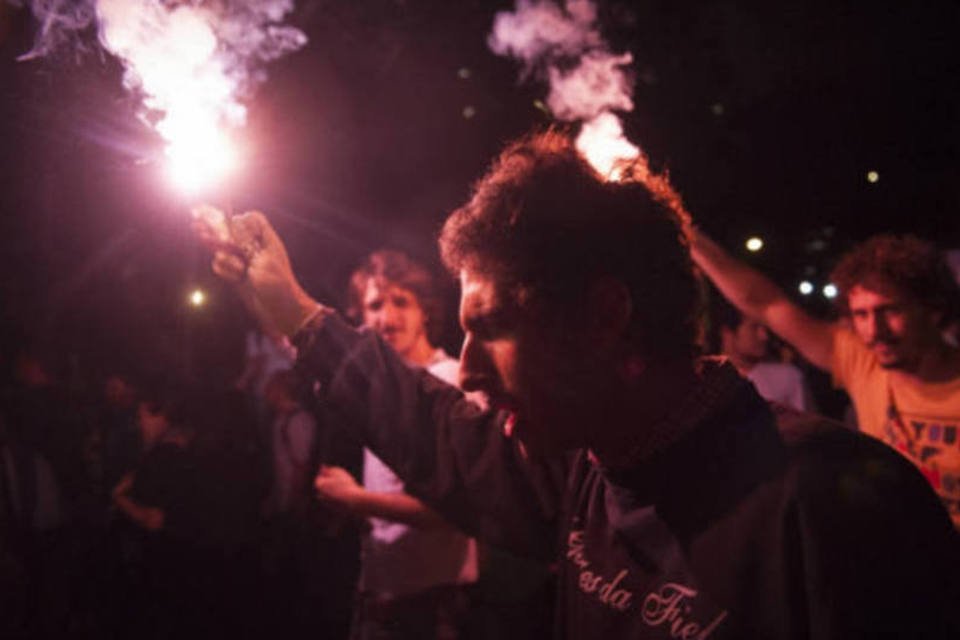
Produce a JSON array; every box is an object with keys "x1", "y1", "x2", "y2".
[
  {"x1": 848, "y1": 284, "x2": 937, "y2": 370},
  {"x1": 724, "y1": 318, "x2": 769, "y2": 364},
  {"x1": 361, "y1": 278, "x2": 430, "y2": 360},
  {"x1": 457, "y1": 268, "x2": 597, "y2": 455}
]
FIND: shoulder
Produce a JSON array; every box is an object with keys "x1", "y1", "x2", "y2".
[
  {"x1": 776, "y1": 404, "x2": 903, "y2": 479},
  {"x1": 774, "y1": 405, "x2": 950, "y2": 527}
]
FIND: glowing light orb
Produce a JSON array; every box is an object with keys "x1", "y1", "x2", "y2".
[
  {"x1": 867, "y1": 170, "x2": 879, "y2": 184},
  {"x1": 823, "y1": 283, "x2": 838, "y2": 299},
  {"x1": 188, "y1": 289, "x2": 207, "y2": 307},
  {"x1": 745, "y1": 236, "x2": 764, "y2": 252},
  {"x1": 798, "y1": 281, "x2": 814, "y2": 295}
]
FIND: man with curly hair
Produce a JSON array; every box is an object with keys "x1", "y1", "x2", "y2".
[
  {"x1": 313, "y1": 250, "x2": 479, "y2": 640},
  {"x1": 691, "y1": 230, "x2": 960, "y2": 527},
  {"x1": 194, "y1": 131, "x2": 959, "y2": 638}
]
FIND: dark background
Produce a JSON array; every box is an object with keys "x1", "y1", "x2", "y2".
[{"x1": 0, "y1": 0, "x2": 957, "y2": 385}]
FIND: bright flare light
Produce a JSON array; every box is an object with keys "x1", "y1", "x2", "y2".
[
  {"x1": 745, "y1": 236, "x2": 764, "y2": 252},
  {"x1": 165, "y1": 126, "x2": 240, "y2": 194},
  {"x1": 823, "y1": 283, "x2": 838, "y2": 299},
  {"x1": 97, "y1": 1, "x2": 246, "y2": 194},
  {"x1": 798, "y1": 281, "x2": 814, "y2": 295},
  {"x1": 71, "y1": 1, "x2": 307, "y2": 196},
  {"x1": 189, "y1": 289, "x2": 207, "y2": 307},
  {"x1": 867, "y1": 170, "x2": 880, "y2": 184}
]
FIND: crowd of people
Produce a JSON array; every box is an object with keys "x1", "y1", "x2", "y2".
[
  {"x1": 2, "y1": 128, "x2": 959, "y2": 639},
  {"x1": 0, "y1": 347, "x2": 361, "y2": 638}
]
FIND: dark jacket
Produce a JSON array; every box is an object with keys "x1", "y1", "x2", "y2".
[{"x1": 296, "y1": 312, "x2": 960, "y2": 639}]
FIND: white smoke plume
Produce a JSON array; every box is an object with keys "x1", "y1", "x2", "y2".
[
  {"x1": 489, "y1": 0, "x2": 643, "y2": 180},
  {"x1": 12, "y1": 0, "x2": 307, "y2": 193}
]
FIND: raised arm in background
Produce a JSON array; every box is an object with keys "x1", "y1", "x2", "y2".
[{"x1": 689, "y1": 226, "x2": 836, "y2": 371}]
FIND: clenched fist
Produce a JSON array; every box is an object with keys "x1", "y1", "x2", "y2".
[{"x1": 192, "y1": 205, "x2": 322, "y2": 336}]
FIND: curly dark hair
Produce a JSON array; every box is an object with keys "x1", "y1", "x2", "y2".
[
  {"x1": 439, "y1": 129, "x2": 700, "y2": 362},
  {"x1": 830, "y1": 234, "x2": 960, "y2": 328},
  {"x1": 346, "y1": 250, "x2": 445, "y2": 345}
]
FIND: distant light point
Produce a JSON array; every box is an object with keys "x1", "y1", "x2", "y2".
[
  {"x1": 866, "y1": 170, "x2": 879, "y2": 184},
  {"x1": 823, "y1": 283, "x2": 838, "y2": 299},
  {"x1": 457, "y1": 67, "x2": 472, "y2": 80},
  {"x1": 745, "y1": 236, "x2": 764, "y2": 252},
  {"x1": 711, "y1": 102, "x2": 725, "y2": 116},
  {"x1": 462, "y1": 105, "x2": 476, "y2": 119},
  {"x1": 189, "y1": 289, "x2": 206, "y2": 307},
  {"x1": 799, "y1": 281, "x2": 814, "y2": 295}
]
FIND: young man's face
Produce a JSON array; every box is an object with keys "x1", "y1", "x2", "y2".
[
  {"x1": 361, "y1": 278, "x2": 430, "y2": 361},
  {"x1": 723, "y1": 318, "x2": 769, "y2": 364},
  {"x1": 847, "y1": 284, "x2": 939, "y2": 370},
  {"x1": 457, "y1": 268, "x2": 602, "y2": 455}
]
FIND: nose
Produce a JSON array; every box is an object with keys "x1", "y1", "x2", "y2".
[
  {"x1": 873, "y1": 312, "x2": 894, "y2": 341},
  {"x1": 862, "y1": 310, "x2": 893, "y2": 341},
  {"x1": 381, "y1": 301, "x2": 403, "y2": 326},
  {"x1": 458, "y1": 334, "x2": 494, "y2": 393},
  {"x1": 370, "y1": 304, "x2": 397, "y2": 331}
]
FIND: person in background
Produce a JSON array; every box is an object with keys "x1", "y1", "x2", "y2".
[
  {"x1": 237, "y1": 329, "x2": 297, "y2": 422},
  {"x1": 0, "y1": 414, "x2": 63, "y2": 638},
  {"x1": 314, "y1": 250, "x2": 479, "y2": 640},
  {"x1": 111, "y1": 386, "x2": 208, "y2": 638},
  {"x1": 93, "y1": 372, "x2": 141, "y2": 511},
  {"x1": 260, "y1": 368, "x2": 329, "y2": 639},
  {"x1": 711, "y1": 296, "x2": 815, "y2": 412},
  {"x1": 691, "y1": 230, "x2": 960, "y2": 527},
  {"x1": 262, "y1": 369, "x2": 318, "y2": 519}
]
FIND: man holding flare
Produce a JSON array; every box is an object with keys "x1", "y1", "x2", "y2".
[{"x1": 194, "y1": 131, "x2": 959, "y2": 639}]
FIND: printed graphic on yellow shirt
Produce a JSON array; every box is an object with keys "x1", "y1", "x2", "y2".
[{"x1": 883, "y1": 407, "x2": 960, "y2": 527}]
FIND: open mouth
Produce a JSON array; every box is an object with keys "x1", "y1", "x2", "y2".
[{"x1": 503, "y1": 411, "x2": 518, "y2": 438}]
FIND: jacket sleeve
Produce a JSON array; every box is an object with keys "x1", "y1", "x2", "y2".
[
  {"x1": 791, "y1": 431, "x2": 960, "y2": 639},
  {"x1": 294, "y1": 310, "x2": 565, "y2": 560}
]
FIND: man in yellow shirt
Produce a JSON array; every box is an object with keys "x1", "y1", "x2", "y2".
[{"x1": 691, "y1": 232, "x2": 960, "y2": 527}]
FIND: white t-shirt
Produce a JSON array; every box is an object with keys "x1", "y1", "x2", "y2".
[
  {"x1": 746, "y1": 362, "x2": 814, "y2": 413},
  {"x1": 360, "y1": 349, "x2": 478, "y2": 598}
]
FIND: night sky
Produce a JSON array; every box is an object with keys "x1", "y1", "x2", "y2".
[{"x1": 0, "y1": 0, "x2": 957, "y2": 385}]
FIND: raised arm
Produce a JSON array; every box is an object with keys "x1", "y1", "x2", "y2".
[
  {"x1": 192, "y1": 206, "x2": 564, "y2": 559},
  {"x1": 689, "y1": 227, "x2": 836, "y2": 371}
]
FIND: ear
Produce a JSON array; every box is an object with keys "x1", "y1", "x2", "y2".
[{"x1": 585, "y1": 276, "x2": 633, "y2": 351}]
